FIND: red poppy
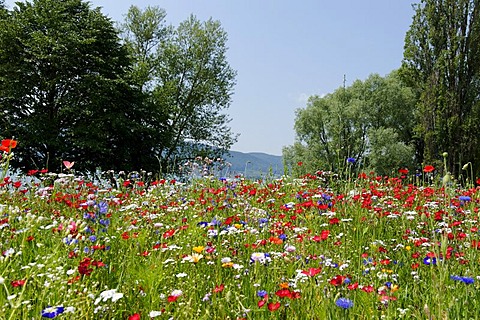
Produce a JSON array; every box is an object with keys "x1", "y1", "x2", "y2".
[
  {"x1": 213, "y1": 284, "x2": 225, "y2": 293},
  {"x1": 423, "y1": 165, "x2": 435, "y2": 173},
  {"x1": 347, "y1": 282, "x2": 359, "y2": 290},
  {"x1": 361, "y1": 285, "x2": 374, "y2": 293},
  {"x1": 0, "y1": 139, "x2": 17, "y2": 152},
  {"x1": 128, "y1": 313, "x2": 141, "y2": 320},
  {"x1": 162, "y1": 229, "x2": 176, "y2": 239},
  {"x1": 398, "y1": 168, "x2": 409, "y2": 175},
  {"x1": 329, "y1": 275, "x2": 345, "y2": 286},
  {"x1": 301, "y1": 267, "x2": 322, "y2": 277},
  {"x1": 267, "y1": 302, "x2": 281, "y2": 311},
  {"x1": 11, "y1": 279, "x2": 26, "y2": 287},
  {"x1": 275, "y1": 288, "x2": 292, "y2": 298}
]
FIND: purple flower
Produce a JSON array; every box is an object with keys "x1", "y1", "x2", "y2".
[{"x1": 335, "y1": 298, "x2": 353, "y2": 309}]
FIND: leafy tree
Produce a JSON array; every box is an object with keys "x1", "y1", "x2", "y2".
[
  {"x1": 121, "y1": 7, "x2": 238, "y2": 173},
  {"x1": 402, "y1": 0, "x2": 480, "y2": 176},
  {"x1": 0, "y1": 0, "x2": 144, "y2": 172},
  {"x1": 284, "y1": 72, "x2": 416, "y2": 176}
]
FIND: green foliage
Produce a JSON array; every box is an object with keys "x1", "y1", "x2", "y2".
[
  {"x1": 121, "y1": 7, "x2": 238, "y2": 173},
  {"x1": 284, "y1": 72, "x2": 417, "y2": 176},
  {"x1": 0, "y1": 0, "x2": 143, "y2": 172},
  {"x1": 367, "y1": 127, "x2": 414, "y2": 176},
  {"x1": 401, "y1": 0, "x2": 480, "y2": 176}
]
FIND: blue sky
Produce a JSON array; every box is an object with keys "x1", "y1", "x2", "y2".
[{"x1": 5, "y1": 0, "x2": 416, "y2": 156}]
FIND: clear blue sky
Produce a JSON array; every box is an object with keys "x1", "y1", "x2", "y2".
[{"x1": 5, "y1": 0, "x2": 416, "y2": 156}]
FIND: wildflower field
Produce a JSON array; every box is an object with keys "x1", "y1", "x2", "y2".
[{"x1": 1, "y1": 150, "x2": 480, "y2": 319}]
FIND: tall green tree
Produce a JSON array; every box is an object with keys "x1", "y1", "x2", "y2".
[
  {"x1": 284, "y1": 72, "x2": 416, "y2": 176},
  {"x1": 0, "y1": 0, "x2": 144, "y2": 171},
  {"x1": 121, "y1": 7, "x2": 238, "y2": 172},
  {"x1": 402, "y1": 0, "x2": 480, "y2": 176}
]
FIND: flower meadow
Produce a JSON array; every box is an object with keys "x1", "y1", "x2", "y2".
[{"x1": 2, "y1": 145, "x2": 480, "y2": 319}]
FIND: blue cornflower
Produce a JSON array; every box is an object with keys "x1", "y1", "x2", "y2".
[
  {"x1": 257, "y1": 290, "x2": 268, "y2": 298},
  {"x1": 346, "y1": 158, "x2": 356, "y2": 164},
  {"x1": 88, "y1": 236, "x2": 97, "y2": 242},
  {"x1": 258, "y1": 218, "x2": 269, "y2": 224},
  {"x1": 41, "y1": 306, "x2": 64, "y2": 318},
  {"x1": 423, "y1": 257, "x2": 437, "y2": 265},
  {"x1": 459, "y1": 196, "x2": 471, "y2": 202},
  {"x1": 210, "y1": 217, "x2": 221, "y2": 226},
  {"x1": 98, "y1": 201, "x2": 108, "y2": 214},
  {"x1": 450, "y1": 275, "x2": 474, "y2": 284},
  {"x1": 197, "y1": 221, "x2": 209, "y2": 228},
  {"x1": 99, "y1": 219, "x2": 110, "y2": 227},
  {"x1": 278, "y1": 234, "x2": 287, "y2": 241},
  {"x1": 335, "y1": 298, "x2": 354, "y2": 309}
]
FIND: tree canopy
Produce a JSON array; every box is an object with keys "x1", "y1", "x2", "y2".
[
  {"x1": 120, "y1": 6, "x2": 238, "y2": 172},
  {"x1": 402, "y1": 0, "x2": 480, "y2": 176},
  {"x1": 284, "y1": 72, "x2": 416, "y2": 176},
  {"x1": 0, "y1": 0, "x2": 144, "y2": 171},
  {"x1": 0, "y1": 1, "x2": 237, "y2": 174}
]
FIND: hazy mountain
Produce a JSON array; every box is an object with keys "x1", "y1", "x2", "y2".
[{"x1": 224, "y1": 151, "x2": 284, "y2": 178}]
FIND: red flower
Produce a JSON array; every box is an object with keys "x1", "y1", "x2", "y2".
[
  {"x1": 213, "y1": 284, "x2": 225, "y2": 293},
  {"x1": 398, "y1": 168, "x2": 409, "y2": 175},
  {"x1": 423, "y1": 165, "x2": 435, "y2": 173},
  {"x1": 361, "y1": 285, "x2": 374, "y2": 293},
  {"x1": 0, "y1": 139, "x2": 17, "y2": 152},
  {"x1": 329, "y1": 217, "x2": 340, "y2": 225},
  {"x1": 275, "y1": 288, "x2": 292, "y2": 298},
  {"x1": 347, "y1": 282, "x2": 359, "y2": 290},
  {"x1": 128, "y1": 313, "x2": 141, "y2": 320},
  {"x1": 329, "y1": 275, "x2": 345, "y2": 286},
  {"x1": 267, "y1": 302, "x2": 281, "y2": 311},
  {"x1": 163, "y1": 229, "x2": 176, "y2": 239},
  {"x1": 11, "y1": 279, "x2": 26, "y2": 287},
  {"x1": 301, "y1": 267, "x2": 322, "y2": 277}
]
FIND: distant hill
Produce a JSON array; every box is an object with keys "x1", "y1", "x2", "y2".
[{"x1": 224, "y1": 151, "x2": 284, "y2": 178}]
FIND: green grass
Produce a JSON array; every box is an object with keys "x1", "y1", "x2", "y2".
[{"x1": 1, "y1": 170, "x2": 480, "y2": 319}]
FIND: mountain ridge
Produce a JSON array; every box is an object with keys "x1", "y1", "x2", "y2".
[{"x1": 224, "y1": 150, "x2": 284, "y2": 178}]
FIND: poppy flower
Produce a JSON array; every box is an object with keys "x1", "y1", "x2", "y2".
[
  {"x1": 301, "y1": 267, "x2": 322, "y2": 277},
  {"x1": 267, "y1": 302, "x2": 281, "y2": 311},
  {"x1": 275, "y1": 288, "x2": 292, "y2": 298},
  {"x1": 0, "y1": 139, "x2": 17, "y2": 152},
  {"x1": 63, "y1": 161, "x2": 74, "y2": 170},
  {"x1": 128, "y1": 314, "x2": 141, "y2": 320},
  {"x1": 213, "y1": 284, "x2": 225, "y2": 293},
  {"x1": 423, "y1": 165, "x2": 435, "y2": 173},
  {"x1": 330, "y1": 275, "x2": 345, "y2": 286}
]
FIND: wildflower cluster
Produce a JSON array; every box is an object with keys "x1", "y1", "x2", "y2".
[{"x1": 1, "y1": 158, "x2": 480, "y2": 319}]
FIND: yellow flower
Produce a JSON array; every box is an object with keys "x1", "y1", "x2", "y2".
[
  {"x1": 222, "y1": 262, "x2": 234, "y2": 268},
  {"x1": 279, "y1": 282, "x2": 289, "y2": 289},
  {"x1": 234, "y1": 223, "x2": 242, "y2": 229},
  {"x1": 193, "y1": 246, "x2": 204, "y2": 253},
  {"x1": 405, "y1": 245, "x2": 411, "y2": 251},
  {"x1": 391, "y1": 284, "x2": 399, "y2": 292}
]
